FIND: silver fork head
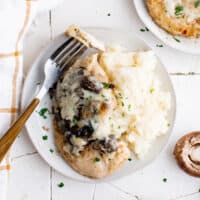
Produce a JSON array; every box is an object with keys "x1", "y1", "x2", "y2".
[
  {"x1": 50, "y1": 37, "x2": 87, "y2": 71},
  {"x1": 43, "y1": 37, "x2": 87, "y2": 89}
]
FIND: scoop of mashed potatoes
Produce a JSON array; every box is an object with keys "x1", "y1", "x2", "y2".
[{"x1": 99, "y1": 48, "x2": 171, "y2": 159}]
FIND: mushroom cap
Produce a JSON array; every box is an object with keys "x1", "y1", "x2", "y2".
[{"x1": 174, "y1": 131, "x2": 200, "y2": 177}]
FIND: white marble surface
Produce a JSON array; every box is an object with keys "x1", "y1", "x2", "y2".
[{"x1": 7, "y1": 0, "x2": 200, "y2": 200}]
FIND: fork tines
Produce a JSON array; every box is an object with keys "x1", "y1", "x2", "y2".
[{"x1": 50, "y1": 37, "x2": 87, "y2": 70}]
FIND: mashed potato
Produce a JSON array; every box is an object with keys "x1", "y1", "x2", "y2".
[{"x1": 99, "y1": 48, "x2": 171, "y2": 159}]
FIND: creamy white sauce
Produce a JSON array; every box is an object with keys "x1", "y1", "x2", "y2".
[{"x1": 164, "y1": 0, "x2": 200, "y2": 22}]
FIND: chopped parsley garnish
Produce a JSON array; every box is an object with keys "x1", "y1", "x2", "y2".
[
  {"x1": 156, "y1": 44, "x2": 163, "y2": 48},
  {"x1": 140, "y1": 27, "x2": 149, "y2": 32},
  {"x1": 128, "y1": 104, "x2": 131, "y2": 111},
  {"x1": 57, "y1": 182, "x2": 64, "y2": 188},
  {"x1": 42, "y1": 135, "x2": 48, "y2": 140},
  {"x1": 194, "y1": 1, "x2": 200, "y2": 8},
  {"x1": 39, "y1": 108, "x2": 49, "y2": 119},
  {"x1": 121, "y1": 101, "x2": 124, "y2": 107},
  {"x1": 72, "y1": 116, "x2": 78, "y2": 126},
  {"x1": 198, "y1": 188, "x2": 200, "y2": 192},
  {"x1": 167, "y1": 123, "x2": 170, "y2": 127},
  {"x1": 94, "y1": 157, "x2": 100, "y2": 163},
  {"x1": 115, "y1": 92, "x2": 123, "y2": 99},
  {"x1": 163, "y1": 178, "x2": 167, "y2": 182},
  {"x1": 175, "y1": 5, "x2": 184, "y2": 16},
  {"x1": 122, "y1": 112, "x2": 125, "y2": 117},
  {"x1": 128, "y1": 158, "x2": 132, "y2": 161},
  {"x1": 102, "y1": 82, "x2": 114, "y2": 89},
  {"x1": 101, "y1": 94, "x2": 106, "y2": 98},
  {"x1": 86, "y1": 96, "x2": 93, "y2": 101},
  {"x1": 49, "y1": 148, "x2": 54, "y2": 153},
  {"x1": 150, "y1": 88, "x2": 155, "y2": 94},
  {"x1": 174, "y1": 37, "x2": 181, "y2": 43}
]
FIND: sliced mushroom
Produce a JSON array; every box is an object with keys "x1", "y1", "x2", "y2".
[{"x1": 174, "y1": 131, "x2": 200, "y2": 177}]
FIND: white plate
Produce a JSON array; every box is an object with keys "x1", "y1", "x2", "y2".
[
  {"x1": 133, "y1": 0, "x2": 200, "y2": 55},
  {"x1": 22, "y1": 27, "x2": 176, "y2": 182}
]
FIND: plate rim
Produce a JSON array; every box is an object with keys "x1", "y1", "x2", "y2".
[
  {"x1": 133, "y1": 0, "x2": 200, "y2": 55},
  {"x1": 21, "y1": 27, "x2": 176, "y2": 182}
]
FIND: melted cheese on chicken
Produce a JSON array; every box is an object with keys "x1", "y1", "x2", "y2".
[{"x1": 165, "y1": 0, "x2": 200, "y2": 22}]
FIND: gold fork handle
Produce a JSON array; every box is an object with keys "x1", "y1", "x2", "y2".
[{"x1": 0, "y1": 98, "x2": 40, "y2": 163}]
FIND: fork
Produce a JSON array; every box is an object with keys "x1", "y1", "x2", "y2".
[{"x1": 0, "y1": 37, "x2": 87, "y2": 163}]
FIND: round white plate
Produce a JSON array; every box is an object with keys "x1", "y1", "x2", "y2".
[
  {"x1": 133, "y1": 0, "x2": 200, "y2": 55},
  {"x1": 22, "y1": 27, "x2": 176, "y2": 182}
]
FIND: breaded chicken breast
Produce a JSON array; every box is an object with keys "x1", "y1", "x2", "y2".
[
  {"x1": 54, "y1": 119, "x2": 130, "y2": 179},
  {"x1": 51, "y1": 54, "x2": 130, "y2": 179},
  {"x1": 146, "y1": 0, "x2": 200, "y2": 38}
]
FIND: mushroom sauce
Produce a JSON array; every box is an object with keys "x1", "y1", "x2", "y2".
[{"x1": 50, "y1": 63, "x2": 117, "y2": 155}]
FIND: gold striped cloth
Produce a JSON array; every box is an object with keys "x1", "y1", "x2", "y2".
[{"x1": 0, "y1": 0, "x2": 62, "y2": 199}]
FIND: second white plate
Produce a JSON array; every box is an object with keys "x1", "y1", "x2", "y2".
[{"x1": 133, "y1": 0, "x2": 200, "y2": 55}]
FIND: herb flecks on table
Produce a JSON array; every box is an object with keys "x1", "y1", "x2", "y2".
[
  {"x1": 156, "y1": 44, "x2": 163, "y2": 48},
  {"x1": 57, "y1": 182, "x2": 64, "y2": 188},
  {"x1": 162, "y1": 178, "x2": 167, "y2": 182},
  {"x1": 174, "y1": 37, "x2": 181, "y2": 43},
  {"x1": 140, "y1": 27, "x2": 149, "y2": 32}
]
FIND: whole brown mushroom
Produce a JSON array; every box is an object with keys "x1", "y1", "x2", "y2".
[{"x1": 174, "y1": 131, "x2": 200, "y2": 177}]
